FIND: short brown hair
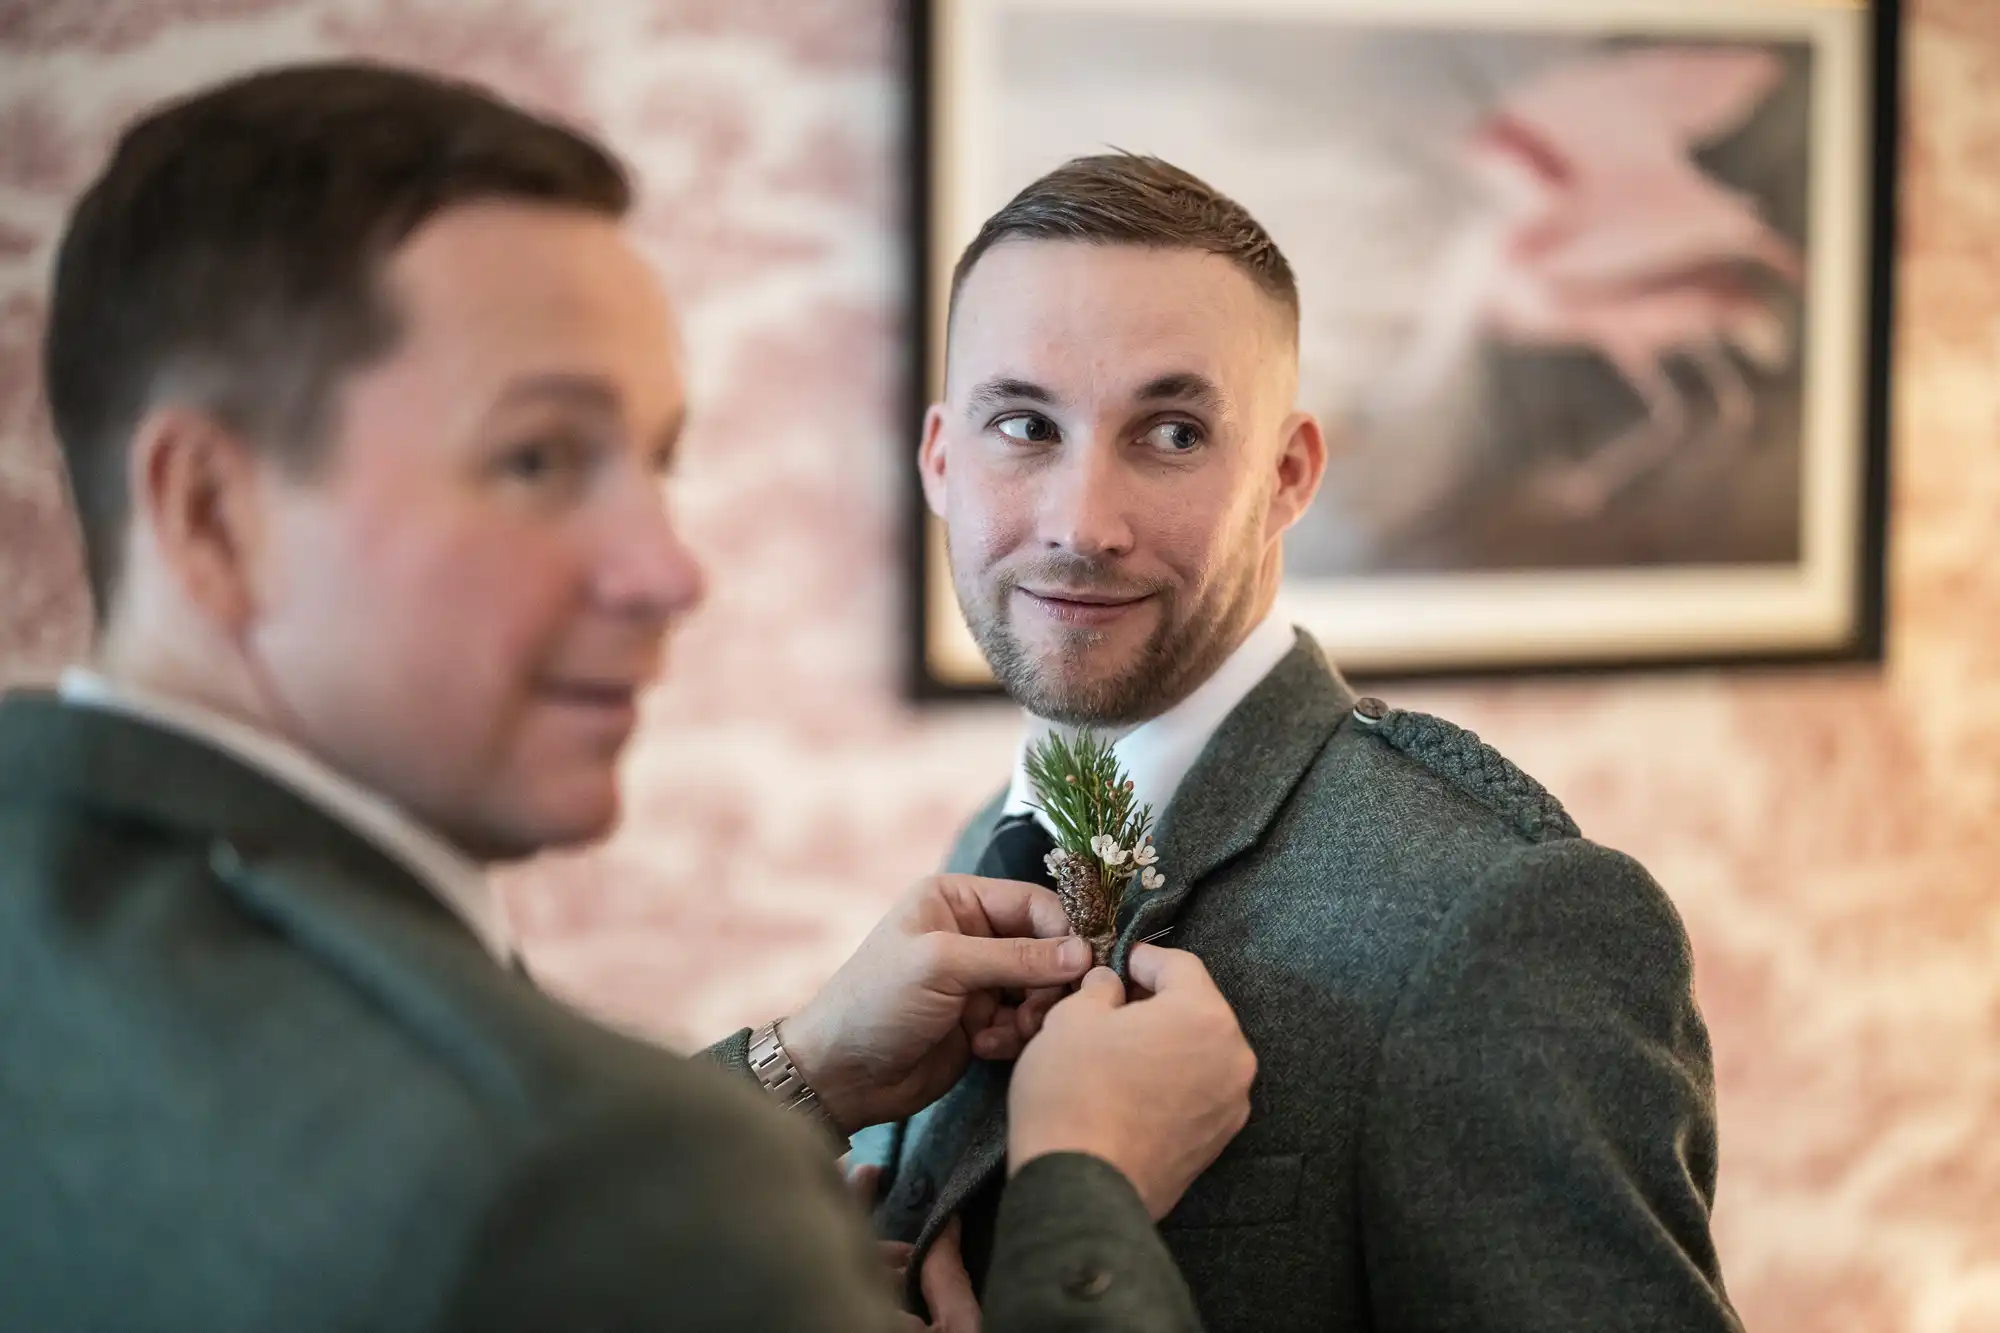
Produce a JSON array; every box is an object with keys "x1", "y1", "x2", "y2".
[
  {"x1": 949, "y1": 153, "x2": 1297, "y2": 329},
  {"x1": 44, "y1": 61, "x2": 631, "y2": 623}
]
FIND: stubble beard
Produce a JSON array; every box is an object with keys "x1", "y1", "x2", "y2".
[{"x1": 953, "y1": 538, "x2": 1267, "y2": 729}]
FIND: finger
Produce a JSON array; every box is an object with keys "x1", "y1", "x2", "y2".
[
  {"x1": 880, "y1": 1239, "x2": 913, "y2": 1276},
  {"x1": 937, "y1": 874, "x2": 1075, "y2": 942},
  {"x1": 920, "y1": 1217, "x2": 982, "y2": 1333},
  {"x1": 1050, "y1": 965, "x2": 1126, "y2": 1014},
  {"x1": 961, "y1": 989, "x2": 998, "y2": 1044},
  {"x1": 847, "y1": 1162, "x2": 882, "y2": 1208},
  {"x1": 971, "y1": 1012, "x2": 1026, "y2": 1061},
  {"x1": 1125, "y1": 943, "x2": 1214, "y2": 996},
  {"x1": 929, "y1": 931, "x2": 1092, "y2": 995},
  {"x1": 968, "y1": 992, "x2": 1038, "y2": 1058},
  {"x1": 1015, "y1": 984, "x2": 1066, "y2": 1039}
]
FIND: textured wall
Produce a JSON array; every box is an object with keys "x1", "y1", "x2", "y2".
[{"x1": 0, "y1": 2, "x2": 1993, "y2": 1328}]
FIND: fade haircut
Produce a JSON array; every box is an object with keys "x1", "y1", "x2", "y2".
[
  {"x1": 948, "y1": 152, "x2": 1298, "y2": 333},
  {"x1": 43, "y1": 60, "x2": 632, "y2": 622}
]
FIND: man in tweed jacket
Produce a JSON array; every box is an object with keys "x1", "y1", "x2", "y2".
[{"x1": 864, "y1": 153, "x2": 1741, "y2": 1331}]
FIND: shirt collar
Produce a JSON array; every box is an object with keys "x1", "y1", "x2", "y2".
[
  {"x1": 1005, "y1": 605, "x2": 1298, "y2": 831},
  {"x1": 56, "y1": 670, "x2": 514, "y2": 964}
]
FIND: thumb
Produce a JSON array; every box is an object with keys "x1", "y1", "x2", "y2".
[
  {"x1": 845, "y1": 1162, "x2": 882, "y2": 1208},
  {"x1": 935, "y1": 932, "x2": 1093, "y2": 993},
  {"x1": 1068, "y1": 966, "x2": 1127, "y2": 1010}
]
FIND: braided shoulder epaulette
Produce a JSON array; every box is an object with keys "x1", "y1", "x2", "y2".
[{"x1": 1349, "y1": 697, "x2": 1580, "y2": 844}]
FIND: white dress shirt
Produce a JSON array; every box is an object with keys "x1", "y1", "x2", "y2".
[
  {"x1": 1003, "y1": 606, "x2": 1299, "y2": 834},
  {"x1": 57, "y1": 669, "x2": 513, "y2": 964}
]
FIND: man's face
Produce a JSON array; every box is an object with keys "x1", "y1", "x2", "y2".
[
  {"x1": 248, "y1": 201, "x2": 703, "y2": 859},
  {"x1": 921, "y1": 241, "x2": 1323, "y2": 725}
]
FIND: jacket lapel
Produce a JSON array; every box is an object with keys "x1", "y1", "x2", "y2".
[
  {"x1": 914, "y1": 1057, "x2": 1010, "y2": 1228},
  {"x1": 943, "y1": 791, "x2": 1010, "y2": 877},
  {"x1": 1109, "y1": 631, "x2": 1354, "y2": 972},
  {"x1": 888, "y1": 792, "x2": 1020, "y2": 1280}
]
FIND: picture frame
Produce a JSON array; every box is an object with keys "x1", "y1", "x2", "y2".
[{"x1": 906, "y1": 0, "x2": 1899, "y2": 696}]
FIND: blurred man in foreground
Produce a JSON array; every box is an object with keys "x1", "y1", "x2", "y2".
[{"x1": 0, "y1": 65, "x2": 1253, "y2": 1332}]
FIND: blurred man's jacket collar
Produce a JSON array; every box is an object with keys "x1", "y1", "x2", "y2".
[{"x1": 55, "y1": 668, "x2": 512, "y2": 963}]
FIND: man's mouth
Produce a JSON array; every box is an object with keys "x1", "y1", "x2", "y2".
[
  {"x1": 1016, "y1": 587, "x2": 1154, "y2": 629},
  {"x1": 539, "y1": 680, "x2": 643, "y2": 723}
]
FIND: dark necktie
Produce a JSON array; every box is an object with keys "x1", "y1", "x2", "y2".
[{"x1": 973, "y1": 813, "x2": 1057, "y2": 889}]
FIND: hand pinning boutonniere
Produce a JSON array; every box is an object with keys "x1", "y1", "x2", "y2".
[{"x1": 1024, "y1": 730, "x2": 1164, "y2": 965}]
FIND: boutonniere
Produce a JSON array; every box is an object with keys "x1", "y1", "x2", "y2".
[{"x1": 1024, "y1": 730, "x2": 1164, "y2": 965}]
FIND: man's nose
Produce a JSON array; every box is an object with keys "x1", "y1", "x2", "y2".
[
  {"x1": 1039, "y1": 438, "x2": 1135, "y2": 560},
  {"x1": 595, "y1": 477, "x2": 706, "y2": 623}
]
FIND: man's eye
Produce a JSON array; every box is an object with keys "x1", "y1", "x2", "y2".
[
  {"x1": 996, "y1": 414, "x2": 1060, "y2": 444},
  {"x1": 500, "y1": 437, "x2": 585, "y2": 482},
  {"x1": 1143, "y1": 421, "x2": 1204, "y2": 453}
]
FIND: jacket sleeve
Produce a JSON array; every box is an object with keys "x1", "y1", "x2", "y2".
[
  {"x1": 1357, "y1": 838, "x2": 1742, "y2": 1333},
  {"x1": 985, "y1": 1153, "x2": 1205, "y2": 1333},
  {"x1": 435, "y1": 1086, "x2": 1203, "y2": 1333},
  {"x1": 700, "y1": 1027, "x2": 753, "y2": 1079},
  {"x1": 435, "y1": 1096, "x2": 908, "y2": 1333}
]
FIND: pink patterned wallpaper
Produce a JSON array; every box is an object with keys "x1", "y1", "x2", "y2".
[{"x1": 0, "y1": 2, "x2": 1992, "y2": 1327}]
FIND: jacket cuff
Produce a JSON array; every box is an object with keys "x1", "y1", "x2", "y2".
[
  {"x1": 700, "y1": 1028, "x2": 848, "y2": 1156},
  {"x1": 700, "y1": 1027, "x2": 755, "y2": 1079},
  {"x1": 985, "y1": 1153, "x2": 1202, "y2": 1333}
]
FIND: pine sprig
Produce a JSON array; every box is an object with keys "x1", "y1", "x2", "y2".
[{"x1": 1023, "y1": 730, "x2": 1162, "y2": 910}]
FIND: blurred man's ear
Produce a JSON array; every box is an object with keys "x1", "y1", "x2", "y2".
[
  {"x1": 918, "y1": 401, "x2": 950, "y2": 519},
  {"x1": 125, "y1": 405, "x2": 271, "y2": 635}
]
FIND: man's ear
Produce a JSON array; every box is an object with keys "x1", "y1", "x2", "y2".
[
  {"x1": 917, "y1": 401, "x2": 950, "y2": 519},
  {"x1": 1266, "y1": 410, "x2": 1328, "y2": 540},
  {"x1": 126, "y1": 404, "x2": 270, "y2": 634}
]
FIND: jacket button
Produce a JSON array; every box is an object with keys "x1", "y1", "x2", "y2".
[
  {"x1": 1352, "y1": 697, "x2": 1390, "y2": 725},
  {"x1": 908, "y1": 1173, "x2": 934, "y2": 1209},
  {"x1": 209, "y1": 839, "x2": 246, "y2": 878},
  {"x1": 1063, "y1": 1264, "x2": 1114, "y2": 1300}
]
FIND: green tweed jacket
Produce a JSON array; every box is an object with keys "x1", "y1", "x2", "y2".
[
  {"x1": 0, "y1": 692, "x2": 1200, "y2": 1332},
  {"x1": 862, "y1": 633, "x2": 1741, "y2": 1332}
]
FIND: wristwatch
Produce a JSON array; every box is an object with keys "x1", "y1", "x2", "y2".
[{"x1": 747, "y1": 1019, "x2": 839, "y2": 1132}]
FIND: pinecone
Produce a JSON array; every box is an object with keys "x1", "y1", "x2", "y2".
[{"x1": 1047, "y1": 848, "x2": 1116, "y2": 965}]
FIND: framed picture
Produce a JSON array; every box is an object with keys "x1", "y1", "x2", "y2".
[{"x1": 908, "y1": 0, "x2": 1898, "y2": 694}]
